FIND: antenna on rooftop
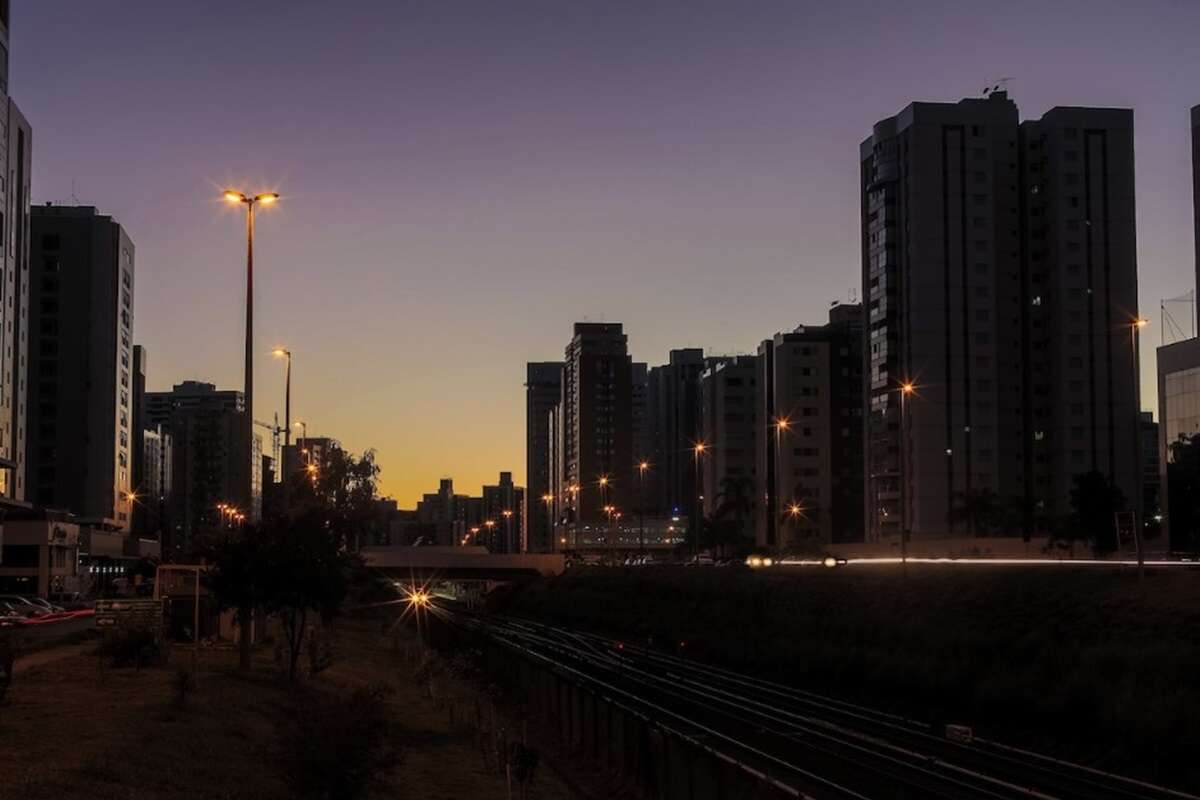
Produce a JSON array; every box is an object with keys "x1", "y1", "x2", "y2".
[{"x1": 982, "y1": 77, "x2": 1014, "y2": 97}]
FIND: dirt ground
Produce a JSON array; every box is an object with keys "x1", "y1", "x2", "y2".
[{"x1": 0, "y1": 619, "x2": 582, "y2": 800}]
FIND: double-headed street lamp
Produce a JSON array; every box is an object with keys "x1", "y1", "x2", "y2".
[
  {"x1": 502, "y1": 509, "x2": 514, "y2": 553},
  {"x1": 223, "y1": 189, "x2": 279, "y2": 520}
]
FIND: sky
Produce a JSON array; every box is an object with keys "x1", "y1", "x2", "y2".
[{"x1": 14, "y1": 0, "x2": 1200, "y2": 506}]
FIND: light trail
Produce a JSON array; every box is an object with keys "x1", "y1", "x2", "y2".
[{"x1": 773, "y1": 556, "x2": 1198, "y2": 568}]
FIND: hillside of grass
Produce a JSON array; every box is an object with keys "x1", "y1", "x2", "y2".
[{"x1": 490, "y1": 565, "x2": 1200, "y2": 791}]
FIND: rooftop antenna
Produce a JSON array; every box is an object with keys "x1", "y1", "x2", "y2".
[
  {"x1": 67, "y1": 180, "x2": 81, "y2": 205},
  {"x1": 1161, "y1": 290, "x2": 1195, "y2": 346},
  {"x1": 982, "y1": 77, "x2": 1014, "y2": 97}
]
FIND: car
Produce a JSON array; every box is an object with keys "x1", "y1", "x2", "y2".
[
  {"x1": 0, "y1": 596, "x2": 48, "y2": 617},
  {"x1": 0, "y1": 600, "x2": 38, "y2": 620},
  {"x1": 24, "y1": 597, "x2": 64, "y2": 613}
]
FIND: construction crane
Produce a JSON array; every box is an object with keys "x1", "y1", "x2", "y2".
[{"x1": 253, "y1": 412, "x2": 284, "y2": 482}]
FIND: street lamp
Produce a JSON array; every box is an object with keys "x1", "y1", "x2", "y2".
[
  {"x1": 541, "y1": 493, "x2": 554, "y2": 552},
  {"x1": 1131, "y1": 318, "x2": 1148, "y2": 580},
  {"x1": 272, "y1": 347, "x2": 292, "y2": 449},
  {"x1": 692, "y1": 442, "x2": 707, "y2": 562},
  {"x1": 771, "y1": 417, "x2": 791, "y2": 548},
  {"x1": 223, "y1": 189, "x2": 279, "y2": 522},
  {"x1": 899, "y1": 381, "x2": 916, "y2": 574},
  {"x1": 502, "y1": 509, "x2": 514, "y2": 554},
  {"x1": 637, "y1": 460, "x2": 649, "y2": 553},
  {"x1": 484, "y1": 519, "x2": 496, "y2": 551}
]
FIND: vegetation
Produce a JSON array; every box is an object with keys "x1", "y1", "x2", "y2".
[
  {"x1": 1069, "y1": 469, "x2": 1127, "y2": 553},
  {"x1": 491, "y1": 565, "x2": 1200, "y2": 790},
  {"x1": 203, "y1": 448, "x2": 378, "y2": 681},
  {"x1": 280, "y1": 682, "x2": 398, "y2": 800}
]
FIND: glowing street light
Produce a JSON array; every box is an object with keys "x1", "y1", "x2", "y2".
[
  {"x1": 692, "y1": 442, "x2": 708, "y2": 561},
  {"x1": 222, "y1": 189, "x2": 280, "y2": 523},
  {"x1": 898, "y1": 380, "x2": 917, "y2": 573},
  {"x1": 636, "y1": 460, "x2": 650, "y2": 553},
  {"x1": 272, "y1": 347, "x2": 293, "y2": 448}
]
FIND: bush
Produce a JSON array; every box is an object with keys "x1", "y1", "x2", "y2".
[
  {"x1": 96, "y1": 627, "x2": 162, "y2": 668},
  {"x1": 280, "y1": 683, "x2": 399, "y2": 800}
]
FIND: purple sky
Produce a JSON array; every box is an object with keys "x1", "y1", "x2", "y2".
[{"x1": 15, "y1": 1, "x2": 1200, "y2": 504}]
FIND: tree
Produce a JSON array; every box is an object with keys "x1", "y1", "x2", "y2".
[
  {"x1": 950, "y1": 489, "x2": 1003, "y2": 536},
  {"x1": 279, "y1": 447, "x2": 381, "y2": 551},
  {"x1": 205, "y1": 447, "x2": 378, "y2": 678},
  {"x1": 262, "y1": 509, "x2": 359, "y2": 682},
  {"x1": 713, "y1": 476, "x2": 755, "y2": 542},
  {"x1": 202, "y1": 526, "x2": 272, "y2": 671},
  {"x1": 1069, "y1": 470, "x2": 1126, "y2": 554}
]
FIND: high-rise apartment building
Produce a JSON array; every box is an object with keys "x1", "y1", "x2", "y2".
[
  {"x1": 561, "y1": 323, "x2": 633, "y2": 528},
  {"x1": 139, "y1": 424, "x2": 172, "y2": 539},
  {"x1": 524, "y1": 362, "x2": 562, "y2": 553},
  {"x1": 756, "y1": 305, "x2": 864, "y2": 547},
  {"x1": 862, "y1": 92, "x2": 1139, "y2": 541},
  {"x1": 647, "y1": 349, "x2": 705, "y2": 517},
  {"x1": 146, "y1": 381, "x2": 260, "y2": 554},
  {"x1": 700, "y1": 355, "x2": 758, "y2": 520},
  {"x1": 0, "y1": 5, "x2": 32, "y2": 506},
  {"x1": 482, "y1": 471, "x2": 525, "y2": 553},
  {"x1": 27, "y1": 205, "x2": 136, "y2": 527}
]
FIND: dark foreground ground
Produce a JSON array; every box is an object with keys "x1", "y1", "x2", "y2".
[
  {"x1": 490, "y1": 564, "x2": 1200, "y2": 792},
  {"x1": 0, "y1": 618, "x2": 579, "y2": 800}
]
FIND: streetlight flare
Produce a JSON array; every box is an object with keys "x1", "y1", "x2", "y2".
[
  {"x1": 223, "y1": 189, "x2": 247, "y2": 203},
  {"x1": 901, "y1": 381, "x2": 916, "y2": 395},
  {"x1": 1134, "y1": 318, "x2": 1149, "y2": 329},
  {"x1": 255, "y1": 192, "x2": 280, "y2": 205}
]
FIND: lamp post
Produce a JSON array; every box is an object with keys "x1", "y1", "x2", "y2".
[
  {"x1": 1131, "y1": 319, "x2": 1148, "y2": 581},
  {"x1": 692, "y1": 443, "x2": 707, "y2": 562},
  {"x1": 773, "y1": 418, "x2": 790, "y2": 549},
  {"x1": 899, "y1": 382, "x2": 916, "y2": 575},
  {"x1": 568, "y1": 484, "x2": 580, "y2": 550},
  {"x1": 598, "y1": 475, "x2": 610, "y2": 544},
  {"x1": 542, "y1": 493, "x2": 554, "y2": 553},
  {"x1": 502, "y1": 509, "x2": 514, "y2": 554},
  {"x1": 293, "y1": 421, "x2": 309, "y2": 477},
  {"x1": 637, "y1": 461, "x2": 649, "y2": 553},
  {"x1": 272, "y1": 348, "x2": 292, "y2": 448},
  {"x1": 223, "y1": 189, "x2": 279, "y2": 520}
]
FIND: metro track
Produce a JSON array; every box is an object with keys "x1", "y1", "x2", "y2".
[{"x1": 439, "y1": 607, "x2": 1197, "y2": 800}]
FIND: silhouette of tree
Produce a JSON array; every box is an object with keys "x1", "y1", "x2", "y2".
[
  {"x1": 1069, "y1": 470, "x2": 1126, "y2": 554},
  {"x1": 950, "y1": 488, "x2": 1003, "y2": 536}
]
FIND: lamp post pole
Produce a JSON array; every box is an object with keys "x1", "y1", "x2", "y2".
[
  {"x1": 900, "y1": 382, "x2": 915, "y2": 576},
  {"x1": 637, "y1": 461, "x2": 648, "y2": 554},
  {"x1": 1132, "y1": 320, "x2": 1147, "y2": 581},
  {"x1": 224, "y1": 190, "x2": 279, "y2": 519}
]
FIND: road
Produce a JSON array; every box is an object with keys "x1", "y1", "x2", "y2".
[{"x1": 443, "y1": 609, "x2": 1196, "y2": 800}]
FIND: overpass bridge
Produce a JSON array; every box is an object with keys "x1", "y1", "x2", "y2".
[{"x1": 360, "y1": 545, "x2": 565, "y2": 581}]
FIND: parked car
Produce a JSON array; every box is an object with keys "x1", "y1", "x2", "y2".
[
  {"x1": 24, "y1": 597, "x2": 64, "y2": 613},
  {"x1": 0, "y1": 596, "x2": 48, "y2": 617},
  {"x1": 0, "y1": 600, "x2": 37, "y2": 620}
]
